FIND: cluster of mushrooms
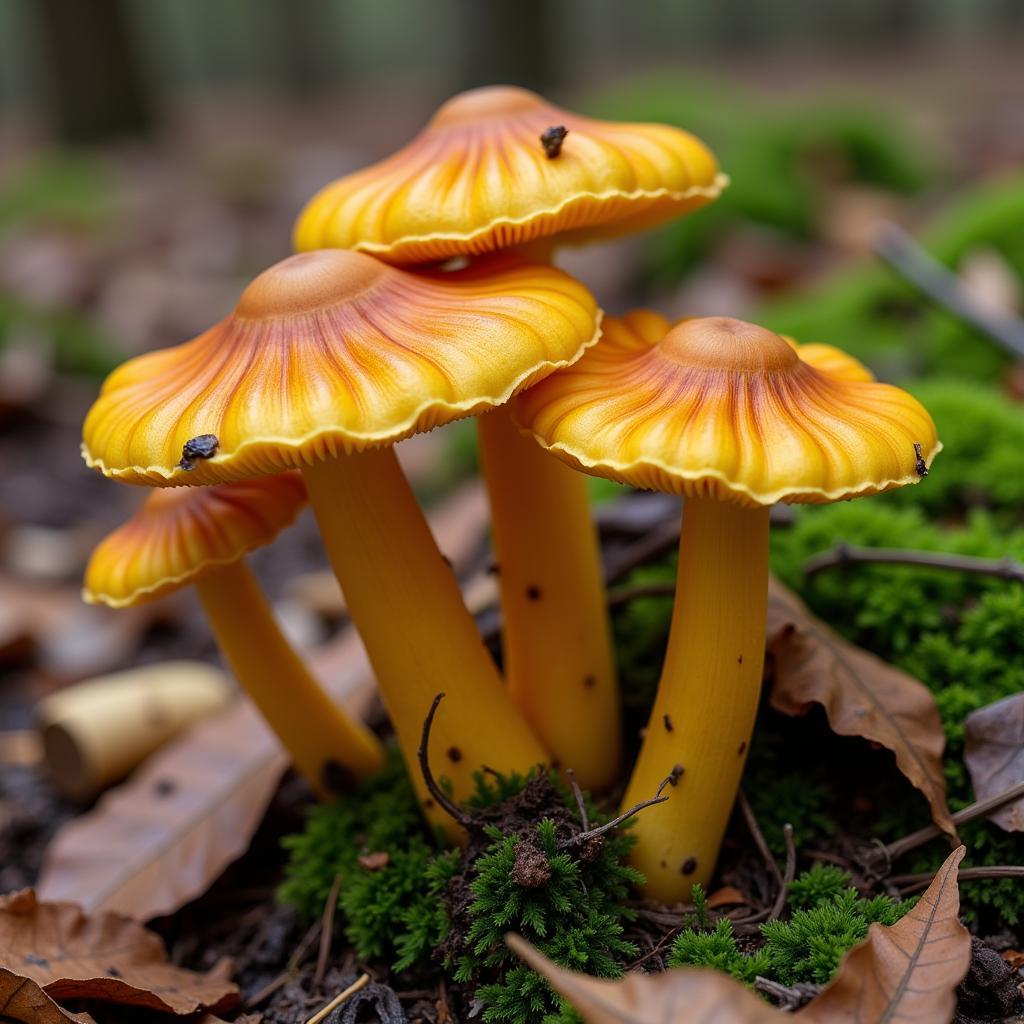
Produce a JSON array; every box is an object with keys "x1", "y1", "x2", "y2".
[{"x1": 81, "y1": 86, "x2": 940, "y2": 901}]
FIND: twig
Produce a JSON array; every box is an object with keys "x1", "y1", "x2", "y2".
[
  {"x1": 604, "y1": 519, "x2": 681, "y2": 585},
  {"x1": 768, "y1": 824, "x2": 797, "y2": 922},
  {"x1": 304, "y1": 973, "x2": 371, "y2": 1024},
  {"x1": 881, "y1": 779, "x2": 1024, "y2": 863},
  {"x1": 607, "y1": 581, "x2": 676, "y2": 608},
  {"x1": 754, "y1": 976, "x2": 823, "y2": 1011},
  {"x1": 874, "y1": 221, "x2": 1024, "y2": 359},
  {"x1": 627, "y1": 926, "x2": 681, "y2": 970},
  {"x1": 560, "y1": 771, "x2": 675, "y2": 849},
  {"x1": 892, "y1": 865, "x2": 1024, "y2": 896},
  {"x1": 246, "y1": 919, "x2": 322, "y2": 1008},
  {"x1": 804, "y1": 542, "x2": 1024, "y2": 584},
  {"x1": 313, "y1": 873, "x2": 342, "y2": 989},
  {"x1": 417, "y1": 693, "x2": 474, "y2": 829},
  {"x1": 566, "y1": 768, "x2": 590, "y2": 831},
  {"x1": 738, "y1": 791, "x2": 784, "y2": 894}
]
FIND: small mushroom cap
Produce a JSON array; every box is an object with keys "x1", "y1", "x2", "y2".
[
  {"x1": 513, "y1": 312, "x2": 941, "y2": 507},
  {"x1": 294, "y1": 85, "x2": 725, "y2": 264},
  {"x1": 84, "y1": 473, "x2": 306, "y2": 607},
  {"x1": 82, "y1": 249, "x2": 599, "y2": 486}
]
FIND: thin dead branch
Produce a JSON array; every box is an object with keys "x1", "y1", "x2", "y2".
[
  {"x1": 566, "y1": 768, "x2": 590, "y2": 831},
  {"x1": 559, "y1": 771, "x2": 675, "y2": 850},
  {"x1": 313, "y1": 873, "x2": 342, "y2": 989},
  {"x1": 804, "y1": 543, "x2": 1024, "y2": 584},
  {"x1": 417, "y1": 693, "x2": 474, "y2": 830},
  {"x1": 768, "y1": 824, "x2": 797, "y2": 922},
  {"x1": 874, "y1": 221, "x2": 1024, "y2": 359}
]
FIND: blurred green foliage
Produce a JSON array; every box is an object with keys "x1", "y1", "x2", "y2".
[
  {"x1": 761, "y1": 176, "x2": 1024, "y2": 383},
  {"x1": 0, "y1": 154, "x2": 120, "y2": 376},
  {"x1": 588, "y1": 73, "x2": 934, "y2": 287}
]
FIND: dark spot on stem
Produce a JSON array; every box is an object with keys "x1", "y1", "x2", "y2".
[
  {"x1": 669, "y1": 764, "x2": 685, "y2": 786},
  {"x1": 446, "y1": 746, "x2": 462, "y2": 763},
  {"x1": 178, "y1": 433, "x2": 219, "y2": 471},
  {"x1": 663, "y1": 713, "x2": 674, "y2": 732},
  {"x1": 540, "y1": 125, "x2": 568, "y2": 158},
  {"x1": 424, "y1": 798, "x2": 435, "y2": 809},
  {"x1": 583, "y1": 674, "x2": 596, "y2": 689},
  {"x1": 737, "y1": 741, "x2": 747, "y2": 756},
  {"x1": 526, "y1": 585, "x2": 542, "y2": 601},
  {"x1": 738, "y1": 654, "x2": 743, "y2": 664},
  {"x1": 681, "y1": 857, "x2": 698, "y2": 876}
]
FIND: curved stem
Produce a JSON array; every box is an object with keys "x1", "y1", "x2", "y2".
[
  {"x1": 196, "y1": 559, "x2": 384, "y2": 795},
  {"x1": 302, "y1": 447, "x2": 548, "y2": 836},
  {"x1": 477, "y1": 406, "x2": 621, "y2": 790},
  {"x1": 619, "y1": 497, "x2": 771, "y2": 898}
]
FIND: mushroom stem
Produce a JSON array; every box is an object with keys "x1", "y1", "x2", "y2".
[
  {"x1": 301, "y1": 447, "x2": 548, "y2": 835},
  {"x1": 195, "y1": 559, "x2": 384, "y2": 795},
  {"x1": 477, "y1": 405, "x2": 621, "y2": 790},
  {"x1": 620, "y1": 497, "x2": 770, "y2": 897}
]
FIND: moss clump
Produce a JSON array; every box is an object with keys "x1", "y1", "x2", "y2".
[
  {"x1": 669, "y1": 866, "x2": 914, "y2": 987},
  {"x1": 445, "y1": 775, "x2": 644, "y2": 1024},
  {"x1": 280, "y1": 757, "x2": 645, "y2": 1021},
  {"x1": 278, "y1": 747, "x2": 455, "y2": 967}
]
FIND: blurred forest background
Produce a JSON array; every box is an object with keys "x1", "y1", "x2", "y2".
[{"x1": 2, "y1": 0, "x2": 1024, "y2": 727}]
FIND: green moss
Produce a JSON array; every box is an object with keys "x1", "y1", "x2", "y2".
[
  {"x1": 669, "y1": 868, "x2": 914, "y2": 987},
  {"x1": 452, "y1": 813, "x2": 644, "y2": 1024}
]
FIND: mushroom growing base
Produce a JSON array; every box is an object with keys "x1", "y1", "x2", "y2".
[{"x1": 619, "y1": 497, "x2": 770, "y2": 898}]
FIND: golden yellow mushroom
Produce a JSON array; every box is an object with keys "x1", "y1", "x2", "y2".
[
  {"x1": 83, "y1": 474, "x2": 384, "y2": 793},
  {"x1": 514, "y1": 313, "x2": 941, "y2": 898},
  {"x1": 294, "y1": 84, "x2": 725, "y2": 264},
  {"x1": 296, "y1": 86, "x2": 725, "y2": 791},
  {"x1": 82, "y1": 249, "x2": 600, "y2": 831}
]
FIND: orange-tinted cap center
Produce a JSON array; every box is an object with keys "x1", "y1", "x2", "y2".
[
  {"x1": 235, "y1": 250, "x2": 387, "y2": 319},
  {"x1": 430, "y1": 85, "x2": 547, "y2": 128},
  {"x1": 658, "y1": 317, "x2": 799, "y2": 374}
]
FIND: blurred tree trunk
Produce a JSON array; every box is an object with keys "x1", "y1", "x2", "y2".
[
  {"x1": 34, "y1": 0, "x2": 153, "y2": 144},
  {"x1": 455, "y1": 0, "x2": 557, "y2": 93},
  {"x1": 272, "y1": 0, "x2": 337, "y2": 96}
]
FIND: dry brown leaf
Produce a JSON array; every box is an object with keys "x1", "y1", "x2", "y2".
[
  {"x1": 37, "y1": 628, "x2": 374, "y2": 919},
  {"x1": 38, "y1": 486, "x2": 490, "y2": 921},
  {"x1": 508, "y1": 848, "x2": 970, "y2": 1024},
  {"x1": 802, "y1": 846, "x2": 970, "y2": 1023},
  {"x1": 964, "y1": 692, "x2": 1024, "y2": 831},
  {"x1": 0, "y1": 889, "x2": 237, "y2": 1016},
  {"x1": 766, "y1": 576, "x2": 955, "y2": 838},
  {"x1": 506, "y1": 934, "x2": 779, "y2": 1023},
  {"x1": 706, "y1": 886, "x2": 747, "y2": 909},
  {"x1": 0, "y1": 967, "x2": 95, "y2": 1024}
]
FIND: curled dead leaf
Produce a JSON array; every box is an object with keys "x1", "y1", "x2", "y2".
[
  {"x1": 964, "y1": 693, "x2": 1024, "y2": 831},
  {"x1": 0, "y1": 889, "x2": 237, "y2": 1016},
  {"x1": 802, "y1": 846, "x2": 971, "y2": 1023},
  {"x1": 508, "y1": 848, "x2": 971, "y2": 1023},
  {"x1": 506, "y1": 933, "x2": 779, "y2": 1023},
  {"x1": 766, "y1": 576, "x2": 955, "y2": 839}
]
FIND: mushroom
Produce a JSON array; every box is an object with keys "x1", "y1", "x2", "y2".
[
  {"x1": 81, "y1": 249, "x2": 599, "y2": 828},
  {"x1": 83, "y1": 474, "x2": 384, "y2": 793},
  {"x1": 295, "y1": 85, "x2": 726, "y2": 791},
  {"x1": 513, "y1": 312, "x2": 941, "y2": 897}
]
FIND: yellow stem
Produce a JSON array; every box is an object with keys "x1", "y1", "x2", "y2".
[
  {"x1": 195, "y1": 559, "x2": 384, "y2": 795},
  {"x1": 620, "y1": 497, "x2": 770, "y2": 898},
  {"x1": 302, "y1": 447, "x2": 548, "y2": 836},
  {"x1": 477, "y1": 406, "x2": 620, "y2": 789}
]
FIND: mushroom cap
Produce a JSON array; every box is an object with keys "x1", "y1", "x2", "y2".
[
  {"x1": 82, "y1": 249, "x2": 600, "y2": 486},
  {"x1": 512, "y1": 312, "x2": 941, "y2": 507},
  {"x1": 294, "y1": 85, "x2": 725, "y2": 264},
  {"x1": 84, "y1": 473, "x2": 306, "y2": 607}
]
